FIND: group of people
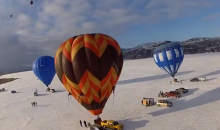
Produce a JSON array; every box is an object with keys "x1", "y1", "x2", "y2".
[
  {"x1": 31, "y1": 102, "x2": 37, "y2": 107},
  {"x1": 94, "y1": 116, "x2": 102, "y2": 124},
  {"x1": 79, "y1": 120, "x2": 90, "y2": 127},
  {"x1": 79, "y1": 116, "x2": 102, "y2": 128}
]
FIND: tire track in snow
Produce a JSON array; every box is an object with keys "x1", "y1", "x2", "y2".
[
  {"x1": 119, "y1": 106, "x2": 145, "y2": 122},
  {"x1": 58, "y1": 91, "x2": 73, "y2": 104},
  {"x1": 48, "y1": 92, "x2": 73, "y2": 121},
  {"x1": 21, "y1": 103, "x2": 33, "y2": 127},
  {"x1": 112, "y1": 96, "x2": 124, "y2": 120},
  {"x1": 1, "y1": 103, "x2": 12, "y2": 109},
  {"x1": 119, "y1": 88, "x2": 137, "y2": 118},
  {"x1": 119, "y1": 87, "x2": 146, "y2": 121}
]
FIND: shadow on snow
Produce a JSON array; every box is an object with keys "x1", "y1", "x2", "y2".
[
  {"x1": 118, "y1": 118, "x2": 148, "y2": 130},
  {"x1": 117, "y1": 71, "x2": 194, "y2": 85},
  {"x1": 149, "y1": 86, "x2": 220, "y2": 117},
  {"x1": 54, "y1": 89, "x2": 66, "y2": 93},
  {"x1": 200, "y1": 69, "x2": 220, "y2": 77},
  {"x1": 38, "y1": 93, "x2": 49, "y2": 96},
  {"x1": 182, "y1": 69, "x2": 220, "y2": 81}
]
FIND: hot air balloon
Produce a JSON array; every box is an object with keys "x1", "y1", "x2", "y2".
[
  {"x1": 55, "y1": 33, "x2": 123, "y2": 116},
  {"x1": 153, "y1": 42, "x2": 184, "y2": 82},
  {"x1": 33, "y1": 56, "x2": 56, "y2": 88},
  {"x1": 30, "y1": 1, "x2": 33, "y2": 5}
]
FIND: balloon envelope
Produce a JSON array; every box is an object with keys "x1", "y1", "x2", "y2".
[
  {"x1": 33, "y1": 56, "x2": 56, "y2": 87},
  {"x1": 153, "y1": 42, "x2": 184, "y2": 77},
  {"x1": 55, "y1": 33, "x2": 123, "y2": 115}
]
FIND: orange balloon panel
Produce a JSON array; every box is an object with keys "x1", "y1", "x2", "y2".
[{"x1": 55, "y1": 33, "x2": 123, "y2": 115}]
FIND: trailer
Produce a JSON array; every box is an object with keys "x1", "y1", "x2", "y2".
[{"x1": 141, "y1": 98, "x2": 154, "y2": 107}]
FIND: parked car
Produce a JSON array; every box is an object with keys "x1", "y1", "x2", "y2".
[
  {"x1": 190, "y1": 77, "x2": 206, "y2": 82},
  {"x1": 156, "y1": 100, "x2": 172, "y2": 107},
  {"x1": 159, "y1": 91, "x2": 181, "y2": 98},
  {"x1": 89, "y1": 124, "x2": 108, "y2": 130},
  {"x1": 190, "y1": 78, "x2": 199, "y2": 82},
  {"x1": 11, "y1": 90, "x2": 16, "y2": 93},
  {"x1": 198, "y1": 77, "x2": 206, "y2": 81},
  {"x1": 175, "y1": 88, "x2": 188, "y2": 94},
  {"x1": 0, "y1": 88, "x2": 5, "y2": 92},
  {"x1": 101, "y1": 120, "x2": 123, "y2": 130}
]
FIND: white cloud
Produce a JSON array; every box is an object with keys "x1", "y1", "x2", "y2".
[
  {"x1": 145, "y1": 0, "x2": 220, "y2": 19},
  {"x1": 16, "y1": 13, "x2": 32, "y2": 27},
  {"x1": 0, "y1": 0, "x2": 219, "y2": 72}
]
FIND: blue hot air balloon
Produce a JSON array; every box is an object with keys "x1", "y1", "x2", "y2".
[
  {"x1": 153, "y1": 42, "x2": 184, "y2": 79},
  {"x1": 33, "y1": 56, "x2": 56, "y2": 87}
]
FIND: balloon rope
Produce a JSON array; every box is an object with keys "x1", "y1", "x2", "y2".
[
  {"x1": 112, "y1": 85, "x2": 115, "y2": 105},
  {"x1": 113, "y1": 93, "x2": 115, "y2": 103},
  {"x1": 112, "y1": 93, "x2": 115, "y2": 105},
  {"x1": 71, "y1": 97, "x2": 73, "y2": 103}
]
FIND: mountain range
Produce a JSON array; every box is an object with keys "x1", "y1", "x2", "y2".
[{"x1": 123, "y1": 37, "x2": 220, "y2": 60}]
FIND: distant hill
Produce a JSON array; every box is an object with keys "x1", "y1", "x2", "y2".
[
  {"x1": 0, "y1": 68, "x2": 31, "y2": 76},
  {"x1": 123, "y1": 37, "x2": 220, "y2": 60}
]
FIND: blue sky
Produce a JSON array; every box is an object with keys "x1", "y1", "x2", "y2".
[
  {"x1": 0, "y1": 0, "x2": 220, "y2": 72},
  {"x1": 116, "y1": 5, "x2": 220, "y2": 48}
]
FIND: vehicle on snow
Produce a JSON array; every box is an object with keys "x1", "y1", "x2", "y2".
[
  {"x1": 50, "y1": 89, "x2": 55, "y2": 93},
  {"x1": 0, "y1": 88, "x2": 5, "y2": 92},
  {"x1": 198, "y1": 77, "x2": 206, "y2": 81},
  {"x1": 141, "y1": 98, "x2": 154, "y2": 107},
  {"x1": 190, "y1": 78, "x2": 199, "y2": 82},
  {"x1": 101, "y1": 120, "x2": 123, "y2": 130},
  {"x1": 156, "y1": 100, "x2": 172, "y2": 107},
  {"x1": 33, "y1": 89, "x2": 38, "y2": 96},
  {"x1": 34, "y1": 91, "x2": 38, "y2": 96},
  {"x1": 89, "y1": 124, "x2": 108, "y2": 130},
  {"x1": 46, "y1": 88, "x2": 55, "y2": 93},
  {"x1": 11, "y1": 90, "x2": 16, "y2": 93},
  {"x1": 158, "y1": 91, "x2": 181, "y2": 98},
  {"x1": 190, "y1": 77, "x2": 206, "y2": 82},
  {"x1": 175, "y1": 88, "x2": 188, "y2": 94}
]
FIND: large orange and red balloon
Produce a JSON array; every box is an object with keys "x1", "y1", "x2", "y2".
[{"x1": 55, "y1": 33, "x2": 123, "y2": 115}]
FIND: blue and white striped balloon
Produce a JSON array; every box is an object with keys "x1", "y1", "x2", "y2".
[{"x1": 153, "y1": 42, "x2": 184, "y2": 78}]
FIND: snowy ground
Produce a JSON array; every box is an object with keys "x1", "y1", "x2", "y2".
[{"x1": 1, "y1": 53, "x2": 220, "y2": 130}]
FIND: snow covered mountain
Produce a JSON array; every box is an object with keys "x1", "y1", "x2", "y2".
[{"x1": 123, "y1": 37, "x2": 220, "y2": 60}]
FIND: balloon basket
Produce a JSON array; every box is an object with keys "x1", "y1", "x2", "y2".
[{"x1": 170, "y1": 79, "x2": 183, "y2": 84}]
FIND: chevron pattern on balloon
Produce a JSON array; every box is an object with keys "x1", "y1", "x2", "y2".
[{"x1": 54, "y1": 33, "x2": 124, "y2": 115}]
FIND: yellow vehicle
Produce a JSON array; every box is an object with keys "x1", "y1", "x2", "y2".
[
  {"x1": 101, "y1": 120, "x2": 123, "y2": 130},
  {"x1": 156, "y1": 100, "x2": 172, "y2": 107}
]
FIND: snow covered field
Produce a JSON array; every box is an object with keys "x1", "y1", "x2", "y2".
[{"x1": 1, "y1": 53, "x2": 220, "y2": 130}]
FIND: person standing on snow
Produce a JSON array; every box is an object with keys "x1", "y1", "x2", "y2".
[
  {"x1": 87, "y1": 122, "x2": 91, "y2": 127},
  {"x1": 79, "y1": 120, "x2": 82, "y2": 127},
  {"x1": 84, "y1": 120, "x2": 87, "y2": 127}
]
